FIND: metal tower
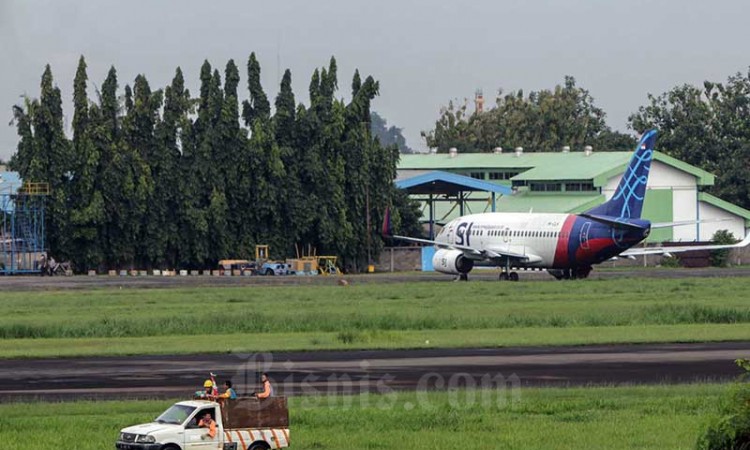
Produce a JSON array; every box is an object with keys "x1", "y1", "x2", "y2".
[{"x1": 0, "y1": 174, "x2": 49, "y2": 275}]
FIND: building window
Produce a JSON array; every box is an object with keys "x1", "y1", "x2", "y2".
[
  {"x1": 469, "y1": 172, "x2": 484, "y2": 180},
  {"x1": 565, "y1": 182, "x2": 596, "y2": 192},
  {"x1": 530, "y1": 182, "x2": 562, "y2": 192},
  {"x1": 489, "y1": 171, "x2": 521, "y2": 180}
]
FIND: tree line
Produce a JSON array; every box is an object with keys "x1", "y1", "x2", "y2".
[
  {"x1": 424, "y1": 73, "x2": 750, "y2": 210},
  {"x1": 10, "y1": 54, "x2": 421, "y2": 272}
]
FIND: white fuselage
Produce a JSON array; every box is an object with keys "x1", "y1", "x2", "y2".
[{"x1": 435, "y1": 212, "x2": 574, "y2": 267}]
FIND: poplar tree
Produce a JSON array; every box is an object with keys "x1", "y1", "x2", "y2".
[
  {"x1": 69, "y1": 56, "x2": 105, "y2": 270},
  {"x1": 153, "y1": 68, "x2": 190, "y2": 267},
  {"x1": 273, "y1": 69, "x2": 305, "y2": 254},
  {"x1": 242, "y1": 52, "x2": 271, "y2": 127},
  {"x1": 32, "y1": 66, "x2": 71, "y2": 259}
]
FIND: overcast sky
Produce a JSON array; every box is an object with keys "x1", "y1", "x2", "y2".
[{"x1": 2, "y1": 0, "x2": 750, "y2": 160}]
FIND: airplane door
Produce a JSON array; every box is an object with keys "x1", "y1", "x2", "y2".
[
  {"x1": 580, "y1": 222, "x2": 591, "y2": 250},
  {"x1": 447, "y1": 224, "x2": 455, "y2": 244}
]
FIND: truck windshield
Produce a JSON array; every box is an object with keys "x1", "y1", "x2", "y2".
[{"x1": 155, "y1": 404, "x2": 196, "y2": 425}]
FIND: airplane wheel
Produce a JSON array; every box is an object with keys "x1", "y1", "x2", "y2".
[
  {"x1": 509, "y1": 272, "x2": 519, "y2": 282},
  {"x1": 499, "y1": 272, "x2": 509, "y2": 281},
  {"x1": 459, "y1": 273, "x2": 469, "y2": 281}
]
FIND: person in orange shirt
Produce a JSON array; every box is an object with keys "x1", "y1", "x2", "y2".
[
  {"x1": 253, "y1": 373, "x2": 274, "y2": 399},
  {"x1": 198, "y1": 412, "x2": 216, "y2": 440}
]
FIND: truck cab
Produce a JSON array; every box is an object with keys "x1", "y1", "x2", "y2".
[{"x1": 116, "y1": 398, "x2": 290, "y2": 450}]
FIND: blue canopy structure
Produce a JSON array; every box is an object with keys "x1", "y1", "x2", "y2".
[{"x1": 395, "y1": 171, "x2": 511, "y2": 239}]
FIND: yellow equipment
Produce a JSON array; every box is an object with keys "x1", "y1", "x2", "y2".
[
  {"x1": 318, "y1": 256, "x2": 341, "y2": 276},
  {"x1": 204, "y1": 380, "x2": 213, "y2": 388},
  {"x1": 255, "y1": 245, "x2": 269, "y2": 262}
]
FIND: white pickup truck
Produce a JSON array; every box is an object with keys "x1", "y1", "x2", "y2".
[{"x1": 116, "y1": 397, "x2": 290, "y2": 450}]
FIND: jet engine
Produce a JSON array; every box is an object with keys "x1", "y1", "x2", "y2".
[{"x1": 432, "y1": 249, "x2": 474, "y2": 275}]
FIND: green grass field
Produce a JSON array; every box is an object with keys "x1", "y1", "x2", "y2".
[
  {"x1": 0, "y1": 384, "x2": 728, "y2": 450},
  {"x1": 1, "y1": 276, "x2": 749, "y2": 358}
]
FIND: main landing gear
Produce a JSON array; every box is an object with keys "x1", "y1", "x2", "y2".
[
  {"x1": 547, "y1": 266, "x2": 592, "y2": 280},
  {"x1": 498, "y1": 271, "x2": 519, "y2": 282}
]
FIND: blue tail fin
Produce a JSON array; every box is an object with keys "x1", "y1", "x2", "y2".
[{"x1": 587, "y1": 129, "x2": 657, "y2": 220}]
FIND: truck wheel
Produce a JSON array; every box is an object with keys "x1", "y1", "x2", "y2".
[
  {"x1": 265, "y1": 268, "x2": 274, "y2": 276},
  {"x1": 161, "y1": 445, "x2": 181, "y2": 450},
  {"x1": 248, "y1": 443, "x2": 270, "y2": 450}
]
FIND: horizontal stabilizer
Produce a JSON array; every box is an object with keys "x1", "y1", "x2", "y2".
[
  {"x1": 651, "y1": 218, "x2": 732, "y2": 229},
  {"x1": 622, "y1": 232, "x2": 750, "y2": 257},
  {"x1": 579, "y1": 213, "x2": 648, "y2": 231}
]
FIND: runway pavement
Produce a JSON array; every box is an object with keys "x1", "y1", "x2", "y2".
[{"x1": 1, "y1": 342, "x2": 748, "y2": 402}]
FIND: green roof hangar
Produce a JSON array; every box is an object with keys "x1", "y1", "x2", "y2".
[{"x1": 397, "y1": 147, "x2": 750, "y2": 243}]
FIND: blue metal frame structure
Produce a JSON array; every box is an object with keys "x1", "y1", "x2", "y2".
[
  {"x1": 1, "y1": 172, "x2": 48, "y2": 275},
  {"x1": 395, "y1": 171, "x2": 511, "y2": 240}
]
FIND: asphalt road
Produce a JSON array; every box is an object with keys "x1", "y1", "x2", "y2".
[
  {"x1": 0, "y1": 266, "x2": 748, "y2": 291},
  {"x1": 1, "y1": 342, "x2": 748, "y2": 402}
]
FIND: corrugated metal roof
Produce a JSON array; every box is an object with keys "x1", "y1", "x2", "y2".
[
  {"x1": 494, "y1": 192, "x2": 605, "y2": 214},
  {"x1": 399, "y1": 151, "x2": 715, "y2": 185},
  {"x1": 413, "y1": 191, "x2": 604, "y2": 223},
  {"x1": 395, "y1": 170, "x2": 511, "y2": 195}
]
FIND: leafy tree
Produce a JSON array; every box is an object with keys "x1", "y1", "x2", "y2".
[
  {"x1": 91, "y1": 66, "x2": 127, "y2": 268},
  {"x1": 242, "y1": 52, "x2": 271, "y2": 127},
  {"x1": 10, "y1": 65, "x2": 72, "y2": 259},
  {"x1": 215, "y1": 60, "x2": 244, "y2": 257},
  {"x1": 68, "y1": 56, "x2": 105, "y2": 271},
  {"x1": 120, "y1": 75, "x2": 160, "y2": 268},
  {"x1": 9, "y1": 55, "x2": 421, "y2": 272},
  {"x1": 153, "y1": 67, "x2": 191, "y2": 267},
  {"x1": 629, "y1": 70, "x2": 750, "y2": 210},
  {"x1": 423, "y1": 76, "x2": 634, "y2": 153},
  {"x1": 273, "y1": 69, "x2": 306, "y2": 255}
]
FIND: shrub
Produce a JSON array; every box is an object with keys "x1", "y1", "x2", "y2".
[
  {"x1": 660, "y1": 255, "x2": 682, "y2": 268},
  {"x1": 696, "y1": 359, "x2": 750, "y2": 449},
  {"x1": 709, "y1": 230, "x2": 738, "y2": 267}
]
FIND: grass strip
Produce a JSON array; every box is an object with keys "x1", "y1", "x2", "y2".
[
  {"x1": 0, "y1": 323, "x2": 747, "y2": 359},
  {"x1": 0, "y1": 384, "x2": 728, "y2": 450}
]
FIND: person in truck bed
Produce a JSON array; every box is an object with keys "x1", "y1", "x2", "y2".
[
  {"x1": 219, "y1": 380, "x2": 237, "y2": 400},
  {"x1": 196, "y1": 379, "x2": 215, "y2": 399},
  {"x1": 253, "y1": 373, "x2": 274, "y2": 399}
]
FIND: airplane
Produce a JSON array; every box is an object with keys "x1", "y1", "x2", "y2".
[{"x1": 384, "y1": 129, "x2": 750, "y2": 281}]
